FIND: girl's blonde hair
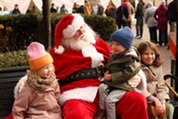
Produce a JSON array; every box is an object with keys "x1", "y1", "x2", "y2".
[
  {"x1": 28, "y1": 64, "x2": 55, "y2": 78},
  {"x1": 137, "y1": 41, "x2": 163, "y2": 67}
]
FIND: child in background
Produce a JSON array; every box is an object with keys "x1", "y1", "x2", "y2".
[
  {"x1": 95, "y1": 27, "x2": 147, "y2": 119},
  {"x1": 12, "y1": 42, "x2": 62, "y2": 119},
  {"x1": 137, "y1": 41, "x2": 174, "y2": 119}
]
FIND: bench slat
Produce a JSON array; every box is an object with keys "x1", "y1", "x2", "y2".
[
  {"x1": 0, "y1": 77, "x2": 25, "y2": 83},
  {"x1": 0, "y1": 66, "x2": 29, "y2": 118},
  {"x1": 0, "y1": 71, "x2": 27, "y2": 79}
]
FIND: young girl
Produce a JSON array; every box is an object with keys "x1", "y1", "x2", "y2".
[
  {"x1": 12, "y1": 42, "x2": 62, "y2": 119},
  {"x1": 137, "y1": 41, "x2": 174, "y2": 119}
]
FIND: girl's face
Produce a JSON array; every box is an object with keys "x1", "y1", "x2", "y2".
[
  {"x1": 39, "y1": 63, "x2": 53, "y2": 79},
  {"x1": 111, "y1": 41, "x2": 127, "y2": 54},
  {"x1": 141, "y1": 47, "x2": 155, "y2": 65}
]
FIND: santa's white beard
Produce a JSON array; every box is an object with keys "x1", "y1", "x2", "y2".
[
  {"x1": 61, "y1": 25, "x2": 104, "y2": 68},
  {"x1": 61, "y1": 25, "x2": 96, "y2": 51}
]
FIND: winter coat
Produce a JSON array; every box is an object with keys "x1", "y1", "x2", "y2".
[
  {"x1": 168, "y1": 0, "x2": 177, "y2": 23},
  {"x1": 154, "y1": 5, "x2": 169, "y2": 30},
  {"x1": 12, "y1": 76, "x2": 62, "y2": 119},
  {"x1": 116, "y1": 4, "x2": 129, "y2": 21},
  {"x1": 60, "y1": 7, "x2": 68, "y2": 14},
  {"x1": 105, "y1": 6, "x2": 117, "y2": 20},
  {"x1": 123, "y1": 1, "x2": 135, "y2": 22},
  {"x1": 141, "y1": 64, "x2": 170, "y2": 100},
  {"x1": 12, "y1": 9, "x2": 21, "y2": 14},
  {"x1": 50, "y1": 38, "x2": 111, "y2": 105},
  {"x1": 135, "y1": 1, "x2": 145, "y2": 18},
  {"x1": 97, "y1": 5, "x2": 104, "y2": 15},
  {"x1": 84, "y1": 2, "x2": 92, "y2": 15},
  {"x1": 144, "y1": 2, "x2": 157, "y2": 27},
  {"x1": 104, "y1": 49, "x2": 146, "y2": 93}
]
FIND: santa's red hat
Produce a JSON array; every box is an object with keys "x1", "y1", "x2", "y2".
[{"x1": 54, "y1": 13, "x2": 85, "y2": 54}]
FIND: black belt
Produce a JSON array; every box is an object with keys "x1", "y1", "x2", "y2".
[{"x1": 59, "y1": 65, "x2": 106, "y2": 86}]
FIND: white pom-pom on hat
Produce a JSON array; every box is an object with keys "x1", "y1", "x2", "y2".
[{"x1": 54, "y1": 45, "x2": 65, "y2": 54}]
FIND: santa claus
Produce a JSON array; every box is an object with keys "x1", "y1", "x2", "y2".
[{"x1": 49, "y1": 13, "x2": 148, "y2": 119}]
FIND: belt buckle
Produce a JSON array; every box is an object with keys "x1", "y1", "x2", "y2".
[{"x1": 96, "y1": 65, "x2": 105, "y2": 78}]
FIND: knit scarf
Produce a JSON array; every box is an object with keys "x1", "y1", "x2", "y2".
[{"x1": 27, "y1": 72, "x2": 56, "y2": 91}]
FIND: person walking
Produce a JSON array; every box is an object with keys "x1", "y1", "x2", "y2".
[
  {"x1": 50, "y1": 3, "x2": 57, "y2": 13},
  {"x1": 154, "y1": 0, "x2": 169, "y2": 46},
  {"x1": 12, "y1": 4, "x2": 21, "y2": 14},
  {"x1": 84, "y1": 0, "x2": 92, "y2": 15},
  {"x1": 105, "y1": 4, "x2": 117, "y2": 22},
  {"x1": 60, "y1": 4, "x2": 68, "y2": 14},
  {"x1": 123, "y1": 0, "x2": 135, "y2": 28},
  {"x1": 168, "y1": 0, "x2": 177, "y2": 38},
  {"x1": 97, "y1": 3, "x2": 104, "y2": 15},
  {"x1": 168, "y1": 0, "x2": 177, "y2": 26},
  {"x1": 116, "y1": 4, "x2": 129, "y2": 29},
  {"x1": 135, "y1": 0, "x2": 145, "y2": 39},
  {"x1": 144, "y1": 2, "x2": 158, "y2": 44}
]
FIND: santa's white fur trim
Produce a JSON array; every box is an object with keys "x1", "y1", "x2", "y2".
[
  {"x1": 59, "y1": 86, "x2": 98, "y2": 106},
  {"x1": 82, "y1": 45, "x2": 104, "y2": 68},
  {"x1": 54, "y1": 45, "x2": 65, "y2": 54},
  {"x1": 14, "y1": 75, "x2": 27, "y2": 99},
  {"x1": 62, "y1": 14, "x2": 85, "y2": 39}
]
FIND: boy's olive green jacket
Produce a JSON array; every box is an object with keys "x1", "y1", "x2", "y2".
[{"x1": 104, "y1": 48, "x2": 141, "y2": 91}]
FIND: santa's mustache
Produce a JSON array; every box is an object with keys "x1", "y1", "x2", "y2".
[{"x1": 78, "y1": 34, "x2": 87, "y2": 41}]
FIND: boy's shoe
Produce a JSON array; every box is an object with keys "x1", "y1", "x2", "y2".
[
  {"x1": 94, "y1": 109, "x2": 106, "y2": 119},
  {"x1": 135, "y1": 35, "x2": 142, "y2": 39}
]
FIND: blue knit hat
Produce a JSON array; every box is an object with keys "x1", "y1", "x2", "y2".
[{"x1": 110, "y1": 27, "x2": 134, "y2": 49}]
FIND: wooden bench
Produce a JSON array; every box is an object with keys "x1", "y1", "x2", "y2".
[
  {"x1": 0, "y1": 66, "x2": 29, "y2": 119},
  {"x1": 0, "y1": 67, "x2": 178, "y2": 119}
]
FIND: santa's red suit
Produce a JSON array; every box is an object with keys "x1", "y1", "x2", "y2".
[{"x1": 49, "y1": 13, "x2": 148, "y2": 119}]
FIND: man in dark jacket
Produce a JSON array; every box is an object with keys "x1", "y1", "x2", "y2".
[
  {"x1": 50, "y1": 3, "x2": 57, "y2": 13},
  {"x1": 168, "y1": 0, "x2": 176, "y2": 24},
  {"x1": 12, "y1": 4, "x2": 21, "y2": 14},
  {"x1": 135, "y1": 0, "x2": 145, "y2": 39},
  {"x1": 168, "y1": 0, "x2": 177, "y2": 32},
  {"x1": 97, "y1": 3, "x2": 104, "y2": 15},
  {"x1": 116, "y1": 4, "x2": 129, "y2": 29}
]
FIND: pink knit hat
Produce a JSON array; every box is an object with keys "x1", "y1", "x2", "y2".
[
  {"x1": 27, "y1": 42, "x2": 53, "y2": 70},
  {"x1": 54, "y1": 13, "x2": 85, "y2": 54}
]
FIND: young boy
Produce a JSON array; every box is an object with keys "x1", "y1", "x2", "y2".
[{"x1": 96, "y1": 27, "x2": 147, "y2": 119}]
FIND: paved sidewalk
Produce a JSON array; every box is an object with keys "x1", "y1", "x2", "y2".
[{"x1": 131, "y1": 23, "x2": 174, "y2": 75}]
